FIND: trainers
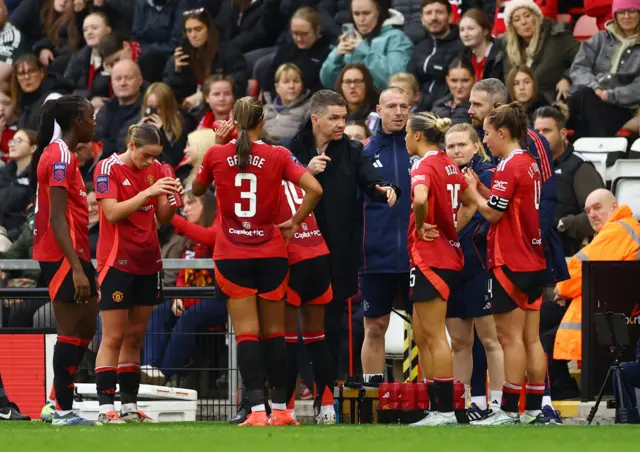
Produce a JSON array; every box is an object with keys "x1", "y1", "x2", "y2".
[
  {"x1": 268, "y1": 409, "x2": 300, "y2": 426},
  {"x1": 52, "y1": 411, "x2": 97, "y2": 426},
  {"x1": 40, "y1": 401, "x2": 56, "y2": 423},
  {"x1": 120, "y1": 410, "x2": 154, "y2": 423},
  {"x1": 97, "y1": 411, "x2": 125, "y2": 425},
  {"x1": 314, "y1": 406, "x2": 336, "y2": 425},
  {"x1": 140, "y1": 365, "x2": 165, "y2": 386},
  {"x1": 238, "y1": 411, "x2": 268, "y2": 427},
  {"x1": 229, "y1": 398, "x2": 250, "y2": 425},
  {"x1": 520, "y1": 407, "x2": 563, "y2": 425},
  {"x1": 472, "y1": 408, "x2": 519, "y2": 426},
  {"x1": 411, "y1": 412, "x2": 457, "y2": 426},
  {"x1": 0, "y1": 402, "x2": 31, "y2": 421},
  {"x1": 363, "y1": 375, "x2": 385, "y2": 389},
  {"x1": 467, "y1": 403, "x2": 490, "y2": 422}
]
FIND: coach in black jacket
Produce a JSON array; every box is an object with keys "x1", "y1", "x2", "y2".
[{"x1": 279, "y1": 90, "x2": 399, "y2": 380}]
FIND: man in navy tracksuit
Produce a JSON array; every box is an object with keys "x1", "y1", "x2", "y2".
[{"x1": 360, "y1": 87, "x2": 412, "y2": 387}]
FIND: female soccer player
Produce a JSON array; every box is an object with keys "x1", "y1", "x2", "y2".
[
  {"x1": 192, "y1": 97, "x2": 323, "y2": 427},
  {"x1": 404, "y1": 112, "x2": 475, "y2": 427},
  {"x1": 32, "y1": 95, "x2": 98, "y2": 426},
  {"x1": 465, "y1": 102, "x2": 547, "y2": 425},
  {"x1": 93, "y1": 124, "x2": 183, "y2": 424}
]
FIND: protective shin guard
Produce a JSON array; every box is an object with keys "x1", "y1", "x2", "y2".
[
  {"x1": 118, "y1": 363, "x2": 141, "y2": 405},
  {"x1": 236, "y1": 334, "x2": 266, "y2": 407},
  {"x1": 95, "y1": 366, "x2": 118, "y2": 407},
  {"x1": 434, "y1": 377, "x2": 454, "y2": 413},
  {"x1": 53, "y1": 336, "x2": 90, "y2": 410},
  {"x1": 263, "y1": 333, "x2": 288, "y2": 405},
  {"x1": 285, "y1": 332, "x2": 298, "y2": 405},
  {"x1": 304, "y1": 331, "x2": 334, "y2": 405}
]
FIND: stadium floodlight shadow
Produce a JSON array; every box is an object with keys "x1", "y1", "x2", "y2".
[{"x1": 587, "y1": 312, "x2": 630, "y2": 424}]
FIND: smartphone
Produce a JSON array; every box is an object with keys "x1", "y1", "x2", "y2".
[
  {"x1": 341, "y1": 23, "x2": 356, "y2": 40},
  {"x1": 180, "y1": 35, "x2": 192, "y2": 51},
  {"x1": 145, "y1": 107, "x2": 158, "y2": 116}
]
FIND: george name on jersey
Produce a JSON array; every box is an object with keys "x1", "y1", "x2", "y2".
[{"x1": 226, "y1": 155, "x2": 266, "y2": 168}]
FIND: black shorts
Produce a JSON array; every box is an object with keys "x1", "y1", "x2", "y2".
[
  {"x1": 490, "y1": 266, "x2": 544, "y2": 314},
  {"x1": 409, "y1": 266, "x2": 459, "y2": 303},
  {"x1": 361, "y1": 272, "x2": 411, "y2": 318},
  {"x1": 215, "y1": 257, "x2": 288, "y2": 302},
  {"x1": 447, "y1": 271, "x2": 493, "y2": 319},
  {"x1": 39, "y1": 259, "x2": 98, "y2": 302},
  {"x1": 287, "y1": 255, "x2": 332, "y2": 307},
  {"x1": 99, "y1": 267, "x2": 163, "y2": 311}
]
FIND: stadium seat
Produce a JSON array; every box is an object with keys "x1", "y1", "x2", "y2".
[
  {"x1": 573, "y1": 15, "x2": 599, "y2": 40},
  {"x1": 610, "y1": 159, "x2": 640, "y2": 220},
  {"x1": 573, "y1": 137, "x2": 628, "y2": 181}
]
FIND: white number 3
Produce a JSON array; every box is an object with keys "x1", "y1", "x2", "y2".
[{"x1": 235, "y1": 173, "x2": 257, "y2": 218}]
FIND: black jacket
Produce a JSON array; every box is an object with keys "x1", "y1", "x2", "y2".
[
  {"x1": 0, "y1": 161, "x2": 32, "y2": 241},
  {"x1": 18, "y1": 73, "x2": 73, "y2": 131},
  {"x1": 278, "y1": 121, "x2": 400, "y2": 301},
  {"x1": 431, "y1": 94, "x2": 471, "y2": 125},
  {"x1": 64, "y1": 46, "x2": 111, "y2": 99},
  {"x1": 461, "y1": 38, "x2": 505, "y2": 82},
  {"x1": 95, "y1": 93, "x2": 143, "y2": 158},
  {"x1": 408, "y1": 25, "x2": 465, "y2": 111},
  {"x1": 163, "y1": 44, "x2": 248, "y2": 101},
  {"x1": 216, "y1": 0, "x2": 282, "y2": 52},
  {"x1": 159, "y1": 110, "x2": 198, "y2": 168},
  {"x1": 261, "y1": 34, "x2": 332, "y2": 97},
  {"x1": 131, "y1": 0, "x2": 183, "y2": 55}
]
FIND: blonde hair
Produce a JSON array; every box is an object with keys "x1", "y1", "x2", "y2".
[
  {"x1": 505, "y1": 8, "x2": 542, "y2": 68},
  {"x1": 184, "y1": 129, "x2": 216, "y2": 185},
  {"x1": 445, "y1": 123, "x2": 490, "y2": 162},
  {"x1": 142, "y1": 82, "x2": 184, "y2": 140},
  {"x1": 127, "y1": 123, "x2": 162, "y2": 150},
  {"x1": 409, "y1": 112, "x2": 451, "y2": 144},
  {"x1": 232, "y1": 97, "x2": 264, "y2": 171},
  {"x1": 274, "y1": 63, "x2": 302, "y2": 84},
  {"x1": 292, "y1": 6, "x2": 321, "y2": 31},
  {"x1": 388, "y1": 72, "x2": 420, "y2": 96}
]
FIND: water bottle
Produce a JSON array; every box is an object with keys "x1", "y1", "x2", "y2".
[
  {"x1": 415, "y1": 382, "x2": 429, "y2": 410},
  {"x1": 160, "y1": 163, "x2": 183, "y2": 208},
  {"x1": 453, "y1": 381, "x2": 468, "y2": 424},
  {"x1": 400, "y1": 382, "x2": 416, "y2": 410}
]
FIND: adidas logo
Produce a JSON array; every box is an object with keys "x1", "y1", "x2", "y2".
[
  {"x1": 123, "y1": 179, "x2": 131, "y2": 186},
  {"x1": 483, "y1": 302, "x2": 491, "y2": 311},
  {"x1": 555, "y1": 168, "x2": 562, "y2": 174},
  {"x1": 373, "y1": 160, "x2": 383, "y2": 168}
]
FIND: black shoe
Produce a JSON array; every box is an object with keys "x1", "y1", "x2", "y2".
[
  {"x1": 229, "y1": 398, "x2": 250, "y2": 424},
  {"x1": 363, "y1": 375, "x2": 385, "y2": 389},
  {"x1": 0, "y1": 402, "x2": 31, "y2": 421},
  {"x1": 467, "y1": 402, "x2": 490, "y2": 423}
]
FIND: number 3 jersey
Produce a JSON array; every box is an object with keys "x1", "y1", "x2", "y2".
[
  {"x1": 409, "y1": 150, "x2": 467, "y2": 272},
  {"x1": 486, "y1": 149, "x2": 546, "y2": 272},
  {"x1": 196, "y1": 140, "x2": 307, "y2": 260}
]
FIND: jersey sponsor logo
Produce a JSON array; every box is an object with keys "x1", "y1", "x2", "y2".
[
  {"x1": 531, "y1": 238, "x2": 542, "y2": 245},
  {"x1": 411, "y1": 174, "x2": 426, "y2": 184},
  {"x1": 53, "y1": 162, "x2": 67, "y2": 182},
  {"x1": 492, "y1": 180, "x2": 508, "y2": 192},
  {"x1": 96, "y1": 175, "x2": 109, "y2": 194},
  {"x1": 449, "y1": 240, "x2": 461, "y2": 248},
  {"x1": 228, "y1": 227, "x2": 265, "y2": 237},
  {"x1": 112, "y1": 291, "x2": 124, "y2": 303},
  {"x1": 294, "y1": 230, "x2": 322, "y2": 239},
  {"x1": 79, "y1": 190, "x2": 87, "y2": 197}
]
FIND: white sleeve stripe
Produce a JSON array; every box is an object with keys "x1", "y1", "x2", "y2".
[{"x1": 57, "y1": 141, "x2": 71, "y2": 164}]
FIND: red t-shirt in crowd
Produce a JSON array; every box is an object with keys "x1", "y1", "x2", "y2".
[
  {"x1": 196, "y1": 140, "x2": 307, "y2": 260},
  {"x1": 94, "y1": 154, "x2": 163, "y2": 275},
  {"x1": 409, "y1": 150, "x2": 467, "y2": 272},
  {"x1": 33, "y1": 140, "x2": 91, "y2": 262},
  {"x1": 278, "y1": 180, "x2": 329, "y2": 265},
  {"x1": 486, "y1": 149, "x2": 546, "y2": 271}
]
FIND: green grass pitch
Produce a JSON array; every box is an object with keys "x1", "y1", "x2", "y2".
[{"x1": 1, "y1": 423, "x2": 639, "y2": 452}]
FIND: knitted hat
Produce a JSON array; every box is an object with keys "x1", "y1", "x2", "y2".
[
  {"x1": 612, "y1": 0, "x2": 640, "y2": 14},
  {"x1": 503, "y1": 0, "x2": 543, "y2": 27}
]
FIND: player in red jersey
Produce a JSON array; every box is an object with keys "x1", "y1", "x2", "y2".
[
  {"x1": 465, "y1": 102, "x2": 547, "y2": 425},
  {"x1": 31, "y1": 95, "x2": 98, "y2": 426},
  {"x1": 192, "y1": 97, "x2": 323, "y2": 427},
  {"x1": 404, "y1": 112, "x2": 476, "y2": 426},
  {"x1": 93, "y1": 124, "x2": 183, "y2": 424}
]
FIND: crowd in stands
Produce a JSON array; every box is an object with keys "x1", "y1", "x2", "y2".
[{"x1": 0, "y1": 0, "x2": 639, "y2": 402}]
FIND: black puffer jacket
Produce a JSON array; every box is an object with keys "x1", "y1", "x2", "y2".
[
  {"x1": 461, "y1": 38, "x2": 505, "y2": 82},
  {"x1": 94, "y1": 91, "x2": 144, "y2": 158},
  {"x1": 17, "y1": 73, "x2": 73, "y2": 131},
  {"x1": 63, "y1": 46, "x2": 111, "y2": 99},
  {"x1": 0, "y1": 161, "x2": 32, "y2": 241},
  {"x1": 216, "y1": 0, "x2": 283, "y2": 52}
]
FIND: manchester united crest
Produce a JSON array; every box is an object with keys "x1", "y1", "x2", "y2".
[
  {"x1": 112, "y1": 291, "x2": 124, "y2": 303},
  {"x1": 147, "y1": 175, "x2": 155, "y2": 185}
]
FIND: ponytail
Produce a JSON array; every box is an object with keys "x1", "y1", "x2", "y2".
[
  {"x1": 235, "y1": 129, "x2": 252, "y2": 171},
  {"x1": 30, "y1": 99, "x2": 58, "y2": 195},
  {"x1": 232, "y1": 97, "x2": 264, "y2": 172}
]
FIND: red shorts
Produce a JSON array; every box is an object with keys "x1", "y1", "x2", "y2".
[
  {"x1": 286, "y1": 255, "x2": 332, "y2": 307},
  {"x1": 215, "y1": 257, "x2": 288, "y2": 301},
  {"x1": 490, "y1": 266, "x2": 544, "y2": 313}
]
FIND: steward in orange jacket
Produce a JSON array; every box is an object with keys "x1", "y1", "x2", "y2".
[{"x1": 554, "y1": 190, "x2": 640, "y2": 361}]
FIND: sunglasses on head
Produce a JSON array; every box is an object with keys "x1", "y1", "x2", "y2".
[{"x1": 183, "y1": 7, "x2": 205, "y2": 16}]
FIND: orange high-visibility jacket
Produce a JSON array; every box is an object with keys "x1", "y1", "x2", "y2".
[{"x1": 554, "y1": 205, "x2": 640, "y2": 361}]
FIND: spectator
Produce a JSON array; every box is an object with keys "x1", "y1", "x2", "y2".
[
  {"x1": 506, "y1": 65, "x2": 548, "y2": 123},
  {"x1": 263, "y1": 63, "x2": 311, "y2": 141},
  {"x1": 71, "y1": 0, "x2": 135, "y2": 40},
  {"x1": 0, "y1": 81, "x2": 17, "y2": 162},
  {"x1": 408, "y1": 0, "x2": 464, "y2": 111},
  {"x1": 533, "y1": 104, "x2": 605, "y2": 257},
  {"x1": 335, "y1": 63, "x2": 378, "y2": 122},
  {"x1": 360, "y1": 87, "x2": 411, "y2": 387},
  {"x1": 179, "y1": 128, "x2": 216, "y2": 184},
  {"x1": 568, "y1": 0, "x2": 640, "y2": 138},
  {"x1": 196, "y1": 75, "x2": 235, "y2": 130},
  {"x1": 261, "y1": 7, "x2": 333, "y2": 100},
  {"x1": 320, "y1": 0, "x2": 413, "y2": 90},
  {"x1": 163, "y1": 6, "x2": 247, "y2": 107},
  {"x1": 98, "y1": 34, "x2": 140, "y2": 74},
  {"x1": 64, "y1": 10, "x2": 113, "y2": 110},
  {"x1": 10, "y1": 54, "x2": 72, "y2": 131},
  {"x1": 388, "y1": 72, "x2": 421, "y2": 110},
  {"x1": 86, "y1": 181, "x2": 99, "y2": 258},
  {"x1": 12, "y1": 0, "x2": 81, "y2": 75},
  {"x1": 432, "y1": 57, "x2": 474, "y2": 125},
  {"x1": 139, "y1": 82, "x2": 197, "y2": 167},
  {"x1": 75, "y1": 141, "x2": 99, "y2": 181},
  {"x1": 131, "y1": 0, "x2": 183, "y2": 82},
  {"x1": 0, "y1": 0, "x2": 28, "y2": 82},
  {"x1": 501, "y1": 0, "x2": 578, "y2": 103},
  {"x1": 279, "y1": 89, "x2": 400, "y2": 382},
  {"x1": 0, "y1": 129, "x2": 35, "y2": 241},
  {"x1": 345, "y1": 119, "x2": 371, "y2": 141},
  {"x1": 459, "y1": 8, "x2": 504, "y2": 82},
  {"x1": 94, "y1": 59, "x2": 144, "y2": 158}
]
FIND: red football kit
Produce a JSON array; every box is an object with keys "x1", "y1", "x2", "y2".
[
  {"x1": 33, "y1": 139, "x2": 91, "y2": 262},
  {"x1": 94, "y1": 155, "x2": 163, "y2": 276},
  {"x1": 196, "y1": 140, "x2": 307, "y2": 261},
  {"x1": 409, "y1": 150, "x2": 467, "y2": 273},
  {"x1": 486, "y1": 149, "x2": 546, "y2": 272}
]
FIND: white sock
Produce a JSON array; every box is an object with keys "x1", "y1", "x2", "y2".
[
  {"x1": 364, "y1": 373, "x2": 383, "y2": 382},
  {"x1": 272, "y1": 403, "x2": 286, "y2": 411},
  {"x1": 56, "y1": 410, "x2": 72, "y2": 416},
  {"x1": 490, "y1": 390, "x2": 502, "y2": 407},
  {"x1": 320, "y1": 404, "x2": 335, "y2": 415},
  {"x1": 121, "y1": 403, "x2": 137, "y2": 414},
  {"x1": 99, "y1": 404, "x2": 115, "y2": 414},
  {"x1": 542, "y1": 395, "x2": 554, "y2": 409},
  {"x1": 471, "y1": 396, "x2": 487, "y2": 410},
  {"x1": 252, "y1": 404, "x2": 266, "y2": 412}
]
